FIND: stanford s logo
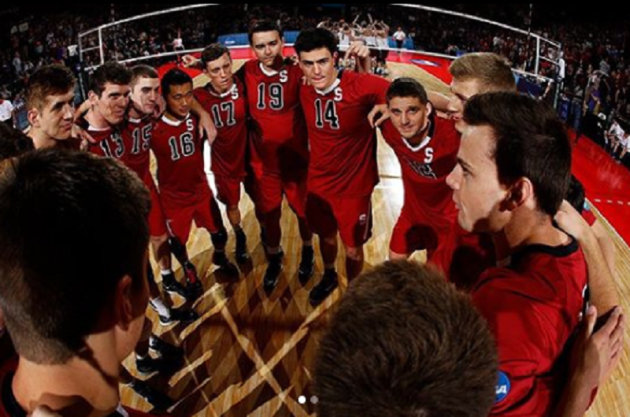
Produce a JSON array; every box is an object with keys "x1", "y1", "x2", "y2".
[{"x1": 424, "y1": 147, "x2": 434, "y2": 164}]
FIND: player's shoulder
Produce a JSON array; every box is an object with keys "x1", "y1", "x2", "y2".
[
  {"x1": 380, "y1": 119, "x2": 398, "y2": 139},
  {"x1": 242, "y1": 58, "x2": 260, "y2": 75},
  {"x1": 433, "y1": 115, "x2": 459, "y2": 139}
]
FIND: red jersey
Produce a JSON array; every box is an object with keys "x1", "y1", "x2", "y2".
[
  {"x1": 473, "y1": 240, "x2": 588, "y2": 416},
  {"x1": 193, "y1": 79, "x2": 247, "y2": 179},
  {"x1": 240, "y1": 60, "x2": 309, "y2": 176},
  {"x1": 380, "y1": 114, "x2": 459, "y2": 222},
  {"x1": 122, "y1": 116, "x2": 153, "y2": 180},
  {"x1": 300, "y1": 70, "x2": 389, "y2": 197},
  {"x1": 150, "y1": 114, "x2": 210, "y2": 207},
  {"x1": 85, "y1": 125, "x2": 127, "y2": 162}
]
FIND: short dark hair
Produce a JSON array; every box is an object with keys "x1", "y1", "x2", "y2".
[
  {"x1": 25, "y1": 64, "x2": 76, "y2": 111},
  {"x1": 248, "y1": 20, "x2": 283, "y2": 45},
  {"x1": 295, "y1": 27, "x2": 338, "y2": 56},
  {"x1": 567, "y1": 175, "x2": 586, "y2": 214},
  {"x1": 314, "y1": 261, "x2": 497, "y2": 417},
  {"x1": 386, "y1": 77, "x2": 429, "y2": 104},
  {"x1": 130, "y1": 64, "x2": 158, "y2": 87},
  {"x1": 0, "y1": 124, "x2": 34, "y2": 161},
  {"x1": 201, "y1": 43, "x2": 231, "y2": 68},
  {"x1": 90, "y1": 61, "x2": 132, "y2": 97},
  {"x1": 464, "y1": 92, "x2": 571, "y2": 216},
  {"x1": 0, "y1": 149, "x2": 150, "y2": 364},
  {"x1": 161, "y1": 68, "x2": 193, "y2": 97}
]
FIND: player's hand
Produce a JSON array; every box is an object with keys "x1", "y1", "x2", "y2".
[
  {"x1": 368, "y1": 104, "x2": 389, "y2": 128},
  {"x1": 72, "y1": 124, "x2": 93, "y2": 151},
  {"x1": 345, "y1": 41, "x2": 371, "y2": 74},
  {"x1": 570, "y1": 305, "x2": 624, "y2": 390},
  {"x1": 153, "y1": 96, "x2": 166, "y2": 119},
  {"x1": 181, "y1": 54, "x2": 199, "y2": 68},
  {"x1": 74, "y1": 99, "x2": 91, "y2": 122},
  {"x1": 199, "y1": 111, "x2": 217, "y2": 145},
  {"x1": 345, "y1": 41, "x2": 370, "y2": 60},
  {"x1": 554, "y1": 200, "x2": 590, "y2": 241}
]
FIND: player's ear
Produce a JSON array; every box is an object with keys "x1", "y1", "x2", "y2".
[
  {"x1": 426, "y1": 102, "x2": 433, "y2": 116},
  {"x1": 503, "y1": 178, "x2": 532, "y2": 211},
  {"x1": 88, "y1": 90, "x2": 99, "y2": 105},
  {"x1": 27, "y1": 108, "x2": 41, "y2": 128}
]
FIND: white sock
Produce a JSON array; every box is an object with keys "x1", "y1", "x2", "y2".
[{"x1": 151, "y1": 298, "x2": 170, "y2": 317}]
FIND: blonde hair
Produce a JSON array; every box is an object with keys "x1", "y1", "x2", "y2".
[{"x1": 450, "y1": 52, "x2": 516, "y2": 93}]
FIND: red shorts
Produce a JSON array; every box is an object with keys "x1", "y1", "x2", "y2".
[
  {"x1": 390, "y1": 215, "x2": 439, "y2": 256},
  {"x1": 162, "y1": 190, "x2": 224, "y2": 243},
  {"x1": 258, "y1": 172, "x2": 307, "y2": 217},
  {"x1": 389, "y1": 206, "x2": 454, "y2": 257},
  {"x1": 144, "y1": 174, "x2": 167, "y2": 237},
  {"x1": 428, "y1": 224, "x2": 495, "y2": 291},
  {"x1": 214, "y1": 175, "x2": 242, "y2": 207},
  {"x1": 306, "y1": 192, "x2": 372, "y2": 248}
]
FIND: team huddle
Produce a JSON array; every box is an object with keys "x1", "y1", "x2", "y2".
[{"x1": 0, "y1": 20, "x2": 624, "y2": 417}]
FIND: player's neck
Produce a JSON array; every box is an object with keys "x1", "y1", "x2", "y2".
[
  {"x1": 85, "y1": 109, "x2": 112, "y2": 130},
  {"x1": 405, "y1": 120, "x2": 431, "y2": 147},
  {"x1": 28, "y1": 129, "x2": 59, "y2": 150},
  {"x1": 209, "y1": 80, "x2": 233, "y2": 96},
  {"x1": 261, "y1": 56, "x2": 285, "y2": 73},
  {"x1": 318, "y1": 70, "x2": 340, "y2": 93},
  {"x1": 12, "y1": 338, "x2": 121, "y2": 416},
  {"x1": 495, "y1": 210, "x2": 570, "y2": 256},
  {"x1": 165, "y1": 110, "x2": 189, "y2": 122},
  {"x1": 127, "y1": 105, "x2": 145, "y2": 121}
]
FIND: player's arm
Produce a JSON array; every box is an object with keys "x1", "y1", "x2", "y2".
[
  {"x1": 153, "y1": 95, "x2": 166, "y2": 119},
  {"x1": 182, "y1": 54, "x2": 202, "y2": 69},
  {"x1": 555, "y1": 201, "x2": 619, "y2": 315},
  {"x1": 555, "y1": 305, "x2": 624, "y2": 417},
  {"x1": 190, "y1": 98, "x2": 217, "y2": 145},
  {"x1": 74, "y1": 99, "x2": 90, "y2": 120},
  {"x1": 427, "y1": 91, "x2": 451, "y2": 113},
  {"x1": 71, "y1": 99, "x2": 95, "y2": 146},
  {"x1": 368, "y1": 90, "x2": 451, "y2": 128},
  {"x1": 344, "y1": 41, "x2": 371, "y2": 74},
  {"x1": 591, "y1": 220, "x2": 616, "y2": 280}
]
